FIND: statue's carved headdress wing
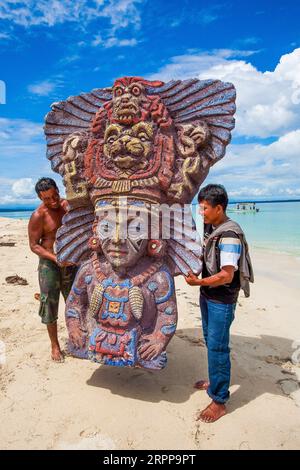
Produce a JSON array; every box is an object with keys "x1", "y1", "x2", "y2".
[
  {"x1": 44, "y1": 89, "x2": 112, "y2": 174},
  {"x1": 55, "y1": 206, "x2": 94, "y2": 264},
  {"x1": 145, "y1": 78, "x2": 236, "y2": 164}
]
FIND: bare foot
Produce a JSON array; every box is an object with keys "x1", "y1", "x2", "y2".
[
  {"x1": 34, "y1": 293, "x2": 40, "y2": 301},
  {"x1": 194, "y1": 380, "x2": 210, "y2": 390},
  {"x1": 196, "y1": 401, "x2": 227, "y2": 423},
  {"x1": 51, "y1": 345, "x2": 65, "y2": 363}
]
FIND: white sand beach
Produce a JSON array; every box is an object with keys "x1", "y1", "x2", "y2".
[{"x1": 0, "y1": 217, "x2": 300, "y2": 450}]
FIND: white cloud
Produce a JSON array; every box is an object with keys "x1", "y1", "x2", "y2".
[
  {"x1": 0, "y1": 117, "x2": 45, "y2": 171},
  {"x1": 0, "y1": 1, "x2": 143, "y2": 51},
  {"x1": 211, "y1": 48, "x2": 261, "y2": 59},
  {"x1": 0, "y1": 118, "x2": 65, "y2": 205},
  {"x1": 0, "y1": 0, "x2": 143, "y2": 29},
  {"x1": 197, "y1": 5, "x2": 224, "y2": 25},
  {"x1": 91, "y1": 34, "x2": 103, "y2": 46},
  {"x1": 0, "y1": 0, "x2": 82, "y2": 27},
  {"x1": 237, "y1": 37, "x2": 261, "y2": 46},
  {"x1": 281, "y1": 188, "x2": 300, "y2": 196},
  {"x1": 197, "y1": 10, "x2": 218, "y2": 25},
  {"x1": 227, "y1": 187, "x2": 271, "y2": 198},
  {"x1": 0, "y1": 194, "x2": 37, "y2": 205},
  {"x1": 27, "y1": 80, "x2": 58, "y2": 96},
  {"x1": 0, "y1": 117, "x2": 43, "y2": 139},
  {"x1": 0, "y1": 79, "x2": 5, "y2": 104},
  {"x1": 0, "y1": 31, "x2": 10, "y2": 39},
  {"x1": 206, "y1": 130, "x2": 300, "y2": 198},
  {"x1": 149, "y1": 48, "x2": 300, "y2": 139},
  {"x1": 92, "y1": 34, "x2": 138, "y2": 47},
  {"x1": 12, "y1": 178, "x2": 34, "y2": 197},
  {"x1": 0, "y1": 176, "x2": 38, "y2": 206},
  {"x1": 149, "y1": 49, "x2": 259, "y2": 81},
  {"x1": 58, "y1": 54, "x2": 81, "y2": 65},
  {"x1": 98, "y1": 0, "x2": 143, "y2": 30},
  {"x1": 106, "y1": 37, "x2": 138, "y2": 47}
]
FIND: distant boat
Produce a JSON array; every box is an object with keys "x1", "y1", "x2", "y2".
[{"x1": 228, "y1": 202, "x2": 260, "y2": 213}]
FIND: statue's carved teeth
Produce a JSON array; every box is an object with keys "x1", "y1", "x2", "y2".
[{"x1": 118, "y1": 113, "x2": 133, "y2": 122}]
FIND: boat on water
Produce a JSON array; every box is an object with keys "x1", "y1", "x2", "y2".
[{"x1": 228, "y1": 202, "x2": 260, "y2": 213}]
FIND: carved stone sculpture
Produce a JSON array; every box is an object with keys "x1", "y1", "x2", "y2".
[{"x1": 44, "y1": 76, "x2": 236, "y2": 369}]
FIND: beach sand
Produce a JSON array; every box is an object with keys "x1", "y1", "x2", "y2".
[{"x1": 0, "y1": 217, "x2": 300, "y2": 450}]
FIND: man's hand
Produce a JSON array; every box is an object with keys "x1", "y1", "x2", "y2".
[
  {"x1": 57, "y1": 259, "x2": 75, "y2": 267},
  {"x1": 185, "y1": 266, "x2": 235, "y2": 288},
  {"x1": 184, "y1": 272, "x2": 203, "y2": 286}
]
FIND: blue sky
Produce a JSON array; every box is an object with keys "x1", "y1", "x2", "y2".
[{"x1": 1, "y1": 0, "x2": 300, "y2": 206}]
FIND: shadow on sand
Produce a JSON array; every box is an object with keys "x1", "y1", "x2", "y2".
[{"x1": 86, "y1": 328, "x2": 298, "y2": 410}]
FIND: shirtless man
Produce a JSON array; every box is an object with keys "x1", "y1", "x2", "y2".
[{"x1": 28, "y1": 177, "x2": 77, "y2": 362}]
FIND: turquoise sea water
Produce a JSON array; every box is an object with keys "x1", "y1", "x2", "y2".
[
  {"x1": 0, "y1": 210, "x2": 33, "y2": 219},
  {"x1": 229, "y1": 201, "x2": 300, "y2": 257},
  {"x1": 195, "y1": 201, "x2": 300, "y2": 258},
  {"x1": 1, "y1": 201, "x2": 300, "y2": 257}
]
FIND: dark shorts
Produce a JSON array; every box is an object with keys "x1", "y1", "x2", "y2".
[{"x1": 38, "y1": 258, "x2": 77, "y2": 325}]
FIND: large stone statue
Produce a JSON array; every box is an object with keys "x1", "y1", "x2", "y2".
[{"x1": 44, "y1": 77, "x2": 236, "y2": 369}]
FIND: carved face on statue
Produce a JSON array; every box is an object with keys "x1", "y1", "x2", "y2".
[
  {"x1": 112, "y1": 81, "x2": 147, "y2": 125},
  {"x1": 95, "y1": 201, "x2": 150, "y2": 270},
  {"x1": 103, "y1": 122, "x2": 154, "y2": 173}
]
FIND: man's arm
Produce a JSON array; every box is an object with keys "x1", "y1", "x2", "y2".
[
  {"x1": 28, "y1": 211, "x2": 56, "y2": 263},
  {"x1": 185, "y1": 266, "x2": 235, "y2": 287},
  {"x1": 185, "y1": 232, "x2": 241, "y2": 287}
]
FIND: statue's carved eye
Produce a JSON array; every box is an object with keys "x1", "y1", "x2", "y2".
[
  {"x1": 114, "y1": 87, "x2": 123, "y2": 97},
  {"x1": 138, "y1": 132, "x2": 149, "y2": 142},
  {"x1": 131, "y1": 86, "x2": 141, "y2": 96},
  {"x1": 128, "y1": 220, "x2": 146, "y2": 240},
  {"x1": 107, "y1": 135, "x2": 117, "y2": 144},
  {"x1": 97, "y1": 220, "x2": 115, "y2": 239}
]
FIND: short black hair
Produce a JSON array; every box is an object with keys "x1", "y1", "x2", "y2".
[
  {"x1": 197, "y1": 184, "x2": 228, "y2": 211},
  {"x1": 35, "y1": 177, "x2": 59, "y2": 195}
]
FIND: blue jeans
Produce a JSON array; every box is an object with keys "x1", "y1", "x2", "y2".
[{"x1": 200, "y1": 295, "x2": 236, "y2": 404}]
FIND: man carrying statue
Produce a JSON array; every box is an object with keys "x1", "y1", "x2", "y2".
[{"x1": 28, "y1": 177, "x2": 77, "y2": 362}]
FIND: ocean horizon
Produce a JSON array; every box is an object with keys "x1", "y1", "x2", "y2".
[
  {"x1": 1, "y1": 200, "x2": 300, "y2": 258},
  {"x1": 1, "y1": 198, "x2": 300, "y2": 213}
]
